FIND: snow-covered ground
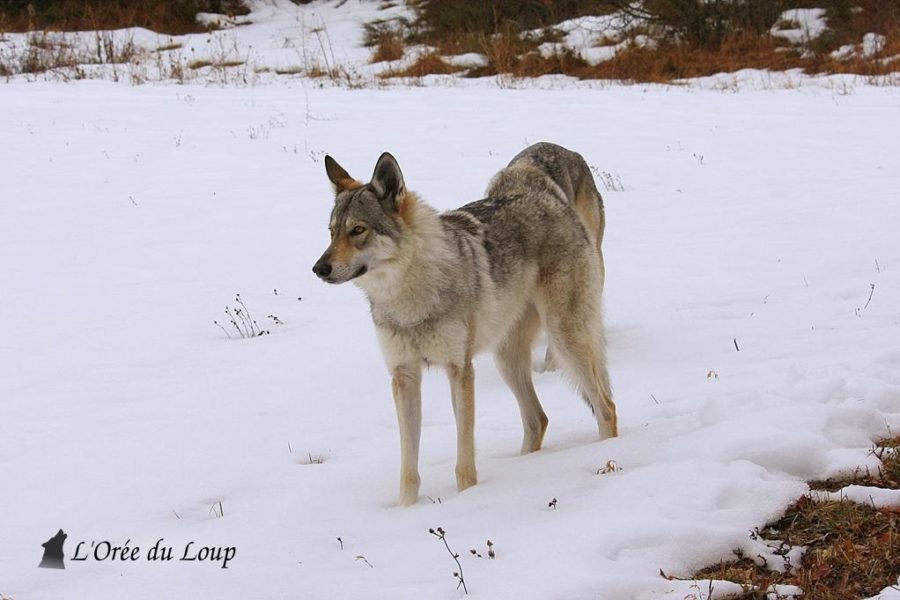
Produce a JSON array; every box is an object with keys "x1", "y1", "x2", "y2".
[
  {"x1": 2, "y1": 2, "x2": 900, "y2": 600},
  {"x1": 2, "y1": 78, "x2": 899, "y2": 600},
  {"x1": 0, "y1": 0, "x2": 412, "y2": 84}
]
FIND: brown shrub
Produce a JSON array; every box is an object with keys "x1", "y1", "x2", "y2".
[
  {"x1": 413, "y1": 0, "x2": 612, "y2": 40},
  {"x1": 370, "y1": 29, "x2": 405, "y2": 63},
  {"x1": 580, "y1": 34, "x2": 805, "y2": 82},
  {"x1": 0, "y1": 0, "x2": 249, "y2": 35}
]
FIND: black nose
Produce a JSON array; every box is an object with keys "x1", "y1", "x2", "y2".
[{"x1": 312, "y1": 261, "x2": 332, "y2": 278}]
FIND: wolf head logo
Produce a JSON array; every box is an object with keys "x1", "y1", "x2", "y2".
[{"x1": 39, "y1": 529, "x2": 67, "y2": 569}]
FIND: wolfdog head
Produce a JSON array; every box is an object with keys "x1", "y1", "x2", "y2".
[{"x1": 312, "y1": 153, "x2": 409, "y2": 285}]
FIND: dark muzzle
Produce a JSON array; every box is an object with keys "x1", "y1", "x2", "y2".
[{"x1": 312, "y1": 257, "x2": 332, "y2": 279}]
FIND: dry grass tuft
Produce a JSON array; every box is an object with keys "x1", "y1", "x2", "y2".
[
  {"x1": 188, "y1": 58, "x2": 243, "y2": 70},
  {"x1": 370, "y1": 29, "x2": 405, "y2": 63},
  {"x1": 384, "y1": 51, "x2": 464, "y2": 78}
]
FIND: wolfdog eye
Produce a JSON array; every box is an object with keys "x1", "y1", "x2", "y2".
[{"x1": 350, "y1": 225, "x2": 367, "y2": 236}]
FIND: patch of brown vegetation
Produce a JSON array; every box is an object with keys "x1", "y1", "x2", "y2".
[
  {"x1": 384, "y1": 51, "x2": 464, "y2": 78},
  {"x1": 688, "y1": 436, "x2": 900, "y2": 599},
  {"x1": 695, "y1": 498, "x2": 898, "y2": 599},
  {"x1": 580, "y1": 35, "x2": 805, "y2": 83},
  {"x1": 813, "y1": 0, "x2": 900, "y2": 52},
  {"x1": 807, "y1": 26, "x2": 900, "y2": 79},
  {"x1": 188, "y1": 59, "x2": 243, "y2": 69},
  {"x1": 370, "y1": 29, "x2": 405, "y2": 63},
  {"x1": 391, "y1": 1, "x2": 900, "y2": 83},
  {"x1": 379, "y1": 30, "x2": 812, "y2": 83}
]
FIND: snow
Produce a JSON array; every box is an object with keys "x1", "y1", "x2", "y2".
[
  {"x1": 810, "y1": 485, "x2": 900, "y2": 508},
  {"x1": 832, "y1": 33, "x2": 888, "y2": 61},
  {"x1": 769, "y1": 585, "x2": 803, "y2": 599},
  {"x1": 739, "y1": 537, "x2": 804, "y2": 573},
  {"x1": 867, "y1": 580, "x2": 900, "y2": 600},
  {"x1": 0, "y1": 0, "x2": 415, "y2": 83},
  {"x1": 444, "y1": 53, "x2": 489, "y2": 69},
  {"x1": 2, "y1": 2, "x2": 900, "y2": 599},
  {"x1": 861, "y1": 32, "x2": 887, "y2": 58},
  {"x1": 771, "y1": 8, "x2": 829, "y2": 44}
]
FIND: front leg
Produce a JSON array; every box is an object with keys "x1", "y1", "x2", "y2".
[
  {"x1": 447, "y1": 362, "x2": 477, "y2": 491},
  {"x1": 392, "y1": 364, "x2": 422, "y2": 506}
]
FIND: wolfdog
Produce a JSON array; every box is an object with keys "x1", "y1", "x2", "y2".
[{"x1": 313, "y1": 142, "x2": 616, "y2": 505}]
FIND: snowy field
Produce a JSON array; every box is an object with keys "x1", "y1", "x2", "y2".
[
  {"x1": 2, "y1": 3, "x2": 900, "y2": 599},
  {"x1": 2, "y1": 79, "x2": 899, "y2": 600}
]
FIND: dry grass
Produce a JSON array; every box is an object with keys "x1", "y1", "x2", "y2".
[
  {"x1": 188, "y1": 58, "x2": 243, "y2": 70},
  {"x1": 383, "y1": 25, "x2": 900, "y2": 84},
  {"x1": 455, "y1": 32, "x2": 805, "y2": 82},
  {"x1": 814, "y1": 0, "x2": 900, "y2": 51},
  {"x1": 383, "y1": 51, "x2": 464, "y2": 78},
  {"x1": 384, "y1": 1, "x2": 900, "y2": 84},
  {"x1": 687, "y1": 436, "x2": 900, "y2": 599},
  {"x1": 1, "y1": 30, "x2": 140, "y2": 77},
  {"x1": 486, "y1": 47, "x2": 589, "y2": 79},
  {"x1": 369, "y1": 29, "x2": 405, "y2": 63},
  {"x1": 580, "y1": 35, "x2": 805, "y2": 83},
  {"x1": 807, "y1": 26, "x2": 900, "y2": 78}
]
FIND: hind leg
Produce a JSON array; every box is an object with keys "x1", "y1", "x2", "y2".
[
  {"x1": 495, "y1": 305, "x2": 549, "y2": 453},
  {"x1": 540, "y1": 277, "x2": 617, "y2": 440},
  {"x1": 552, "y1": 323, "x2": 617, "y2": 439}
]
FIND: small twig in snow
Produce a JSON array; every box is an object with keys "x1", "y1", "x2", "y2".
[
  {"x1": 429, "y1": 527, "x2": 468, "y2": 594},
  {"x1": 213, "y1": 320, "x2": 232, "y2": 339},
  {"x1": 863, "y1": 283, "x2": 875, "y2": 310}
]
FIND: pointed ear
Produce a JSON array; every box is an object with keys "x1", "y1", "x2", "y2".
[
  {"x1": 325, "y1": 155, "x2": 363, "y2": 194},
  {"x1": 370, "y1": 152, "x2": 406, "y2": 210}
]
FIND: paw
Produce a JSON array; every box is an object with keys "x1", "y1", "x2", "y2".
[
  {"x1": 598, "y1": 419, "x2": 618, "y2": 440},
  {"x1": 455, "y1": 466, "x2": 477, "y2": 491},
  {"x1": 398, "y1": 489, "x2": 419, "y2": 506},
  {"x1": 520, "y1": 436, "x2": 543, "y2": 454},
  {"x1": 521, "y1": 415, "x2": 549, "y2": 453},
  {"x1": 398, "y1": 473, "x2": 420, "y2": 506}
]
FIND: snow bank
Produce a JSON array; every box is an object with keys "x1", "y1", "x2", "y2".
[
  {"x1": 771, "y1": 8, "x2": 829, "y2": 44},
  {"x1": 809, "y1": 485, "x2": 900, "y2": 508}
]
